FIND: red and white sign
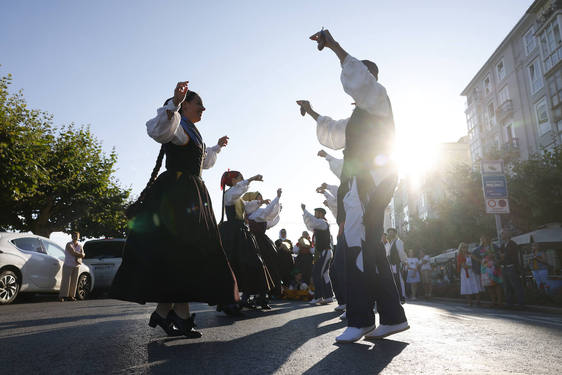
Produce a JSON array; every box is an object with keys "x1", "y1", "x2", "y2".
[{"x1": 485, "y1": 198, "x2": 510, "y2": 214}]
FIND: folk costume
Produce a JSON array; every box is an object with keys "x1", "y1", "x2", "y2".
[
  {"x1": 275, "y1": 232, "x2": 295, "y2": 289},
  {"x1": 244, "y1": 193, "x2": 283, "y2": 297},
  {"x1": 315, "y1": 55, "x2": 408, "y2": 340},
  {"x1": 111, "y1": 98, "x2": 239, "y2": 309},
  {"x1": 386, "y1": 236, "x2": 407, "y2": 302},
  {"x1": 294, "y1": 236, "x2": 314, "y2": 284},
  {"x1": 219, "y1": 174, "x2": 274, "y2": 299},
  {"x1": 303, "y1": 208, "x2": 334, "y2": 302}
]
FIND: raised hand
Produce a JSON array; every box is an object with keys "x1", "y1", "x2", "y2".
[
  {"x1": 173, "y1": 81, "x2": 189, "y2": 106},
  {"x1": 301, "y1": 203, "x2": 306, "y2": 211},
  {"x1": 217, "y1": 136, "x2": 229, "y2": 147},
  {"x1": 277, "y1": 188, "x2": 282, "y2": 198},
  {"x1": 316, "y1": 186, "x2": 325, "y2": 194},
  {"x1": 263, "y1": 199, "x2": 272, "y2": 205},
  {"x1": 296, "y1": 100, "x2": 312, "y2": 116},
  {"x1": 250, "y1": 174, "x2": 263, "y2": 182},
  {"x1": 309, "y1": 28, "x2": 336, "y2": 50},
  {"x1": 317, "y1": 150, "x2": 327, "y2": 158}
]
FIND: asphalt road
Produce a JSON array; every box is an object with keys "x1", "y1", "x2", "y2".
[{"x1": 1, "y1": 296, "x2": 561, "y2": 374}]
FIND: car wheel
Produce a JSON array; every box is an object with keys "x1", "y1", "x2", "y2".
[
  {"x1": 75, "y1": 273, "x2": 91, "y2": 300},
  {"x1": 0, "y1": 270, "x2": 20, "y2": 305}
]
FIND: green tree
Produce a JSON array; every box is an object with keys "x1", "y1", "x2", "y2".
[{"x1": 0, "y1": 73, "x2": 130, "y2": 237}]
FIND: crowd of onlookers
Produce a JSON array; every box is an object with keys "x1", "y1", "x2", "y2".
[{"x1": 386, "y1": 229, "x2": 555, "y2": 308}]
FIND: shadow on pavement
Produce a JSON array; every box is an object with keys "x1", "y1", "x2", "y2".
[
  {"x1": 145, "y1": 310, "x2": 347, "y2": 374},
  {"x1": 304, "y1": 339, "x2": 408, "y2": 374}
]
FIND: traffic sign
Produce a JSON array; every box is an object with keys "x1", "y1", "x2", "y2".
[
  {"x1": 485, "y1": 198, "x2": 510, "y2": 214},
  {"x1": 482, "y1": 175, "x2": 508, "y2": 199},
  {"x1": 481, "y1": 160, "x2": 504, "y2": 174}
]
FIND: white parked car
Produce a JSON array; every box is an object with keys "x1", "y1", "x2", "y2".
[
  {"x1": 0, "y1": 232, "x2": 95, "y2": 304},
  {"x1": 83, "y1": 238, "x2": 124, "y2": 290}
]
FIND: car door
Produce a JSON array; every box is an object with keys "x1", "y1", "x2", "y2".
[
  {"x1": 41, "y1": 239, "x2": 67, "y2": 290},
  {"x1": 11, "y1": 237, "x2": 59, "y2": 290}
]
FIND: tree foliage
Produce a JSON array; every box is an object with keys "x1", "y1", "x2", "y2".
[
  {"x1": 0, "y1": 73, "x2": 130, "y2": 237},
  {"x1": 402, "y1": 147, "x2": 562, "y2": 253}
]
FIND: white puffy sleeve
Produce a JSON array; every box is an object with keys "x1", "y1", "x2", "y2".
[
  {"x1": 202, "y1": 144, "x2": 222, "y2": 170},
  {"x1": 224, "y1": 180, "x2": 250, "y2": 205},
  {"x1": 302, "y1": 209, "x2": 329, "y2": 231},
  {"x1": 396, "y1": 239, "x2": 408, "y2": 263},
  {"x1": 243, "y1": 199, "x2": 261, "y2": 214},
  {"x1": 340, "y1": 55, "x2": 392, "y2": 117},
  {"x1": 267, "y1": 214, "x2": 280, "y2": 229},
  {"x1": 325, "y1": 154, "x2": 343, "y2": 179},
  {"x1": 316, "y1": 116, "x2": 348, "y2": 150},
  {"x1": 249, "y1": 196, "x2": 280, "y2": 223},
  {"x1": 325, "y1": 184, "x2": 339, "y2": 198},
  {"x1": 322, "y1": 191, "x2": 338, "y2": 218},
  {"x1": 146, "y1": 100, "x2": 188, "y2": 145}
]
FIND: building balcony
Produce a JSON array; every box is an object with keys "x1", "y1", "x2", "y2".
[
  {"x1": 496, "y1": 100, "x2": 514, "y2": 121},
  {"x1": 502, "y1": 137, "x2": 520, "y2": 154}
]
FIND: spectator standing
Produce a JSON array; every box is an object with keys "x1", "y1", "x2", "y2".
[
  {"x1": 59, "y1": 231, "x2": 84, "y2": 302},
  {"x1": 500, "y1": 230, "x2": 525, "y2": 309},
  {"x1": 457, "y1": 242, "x2": 481, "y2": 306},
  {"x1": 473, "y1": 235, "x2": 503, "y2": 307},
  {"x1": 406, "y1": 249, "x2": 420, "y2": 300},
  {"x1": 530, "y1": 243, "x2": 549, "y2": 293},
  {"x1": 419, "y1": 249, "x2": 432, "y2": 298},
  {"x1": 386, "y1": 228, "x2": 407, "y2": 303}
]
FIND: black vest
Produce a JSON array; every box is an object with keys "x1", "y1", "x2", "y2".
[
  {"x1": 389, "y1": 240, "x2": 401, "y2": 266},
  {"x1": 163, "y1": 129, "x2": 205, "y2": 176},
  {"x1": 224, "y1": 205, "x2": 244, "y2": 224},
  {"x1": 314, "y1": 225, "x2": 331, "y2": 252},
  {"x1": 336, "y1": 106, "x2": 395, "y2": 224}
]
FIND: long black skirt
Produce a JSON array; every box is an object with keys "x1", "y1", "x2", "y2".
[
  {"x1": 277, "y1": 247, "x2": 295, "y2": 287},
  {"x1": 219, "y1": 220, "x2": 274, "y2": 295},
  {"x1": 111, "y1": 171, "x2": 239, "y2": 305},
  {"x1": 253, "y1": 232, "x2": 281, "y2": 295}
]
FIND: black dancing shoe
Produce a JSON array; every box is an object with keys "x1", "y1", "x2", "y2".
[
  {"x1": 260, "y1": 303, "x2": 272, "y2": 310},
  {"x1": 217, "y1": 303, "x2": 243, "y2": 316},
  {"x1": 167, "y1": 311, "x2": 202, "y2": 339},
  {"x1": 148, "y1": 311, "x2": 182, "y2": 337}
]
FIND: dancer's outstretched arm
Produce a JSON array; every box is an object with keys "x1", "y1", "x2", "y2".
[
  {"x1": 202, "y1": 136, "x2": 229, "y2": 169},
  {"x1": 224, "y1": 174, "x2": 263, "y2": 205},
  {"x1": 146, "y1": 81, "x2": 190, "y2": 145},
  {"x1": 317, "y1": 150, "x2": 343, "y2": 179},
  {"x1": 301, "y1": 204, "x2": 329, "y2": 231}
]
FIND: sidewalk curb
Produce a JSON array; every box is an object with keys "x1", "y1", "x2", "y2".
[{"x1": 429, "y1": 297, "x2": 562, "y2": 315}]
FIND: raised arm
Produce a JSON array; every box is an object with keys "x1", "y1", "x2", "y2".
[
  {"x1": 202, "y1": 136, "x2": 229, "y2": 170},
  {"x1": 249, "y1": 192, "x2": 281, "y2": 223},
  {"x1": 301, "y1": 206, "x2": 329, "y2": 231},
  {"x1": 146, "y1": 81, "x2": 190, "y2": 145}
]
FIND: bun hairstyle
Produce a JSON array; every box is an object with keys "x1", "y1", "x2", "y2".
[{"x1": 220, "y1": 170, "x2": 242, "y2": 190}]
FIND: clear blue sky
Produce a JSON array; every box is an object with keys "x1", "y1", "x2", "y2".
[{"x1": 1, "y1": 0, "x2": 532, "y2": 245}]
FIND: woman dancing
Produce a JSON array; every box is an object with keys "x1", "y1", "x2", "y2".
[
  {"x1": 111, "y1": 81, "x2": 239, "y2": 338},
  {"x1": 219, "y1": 171, "x2": 275, "y2": 312}
]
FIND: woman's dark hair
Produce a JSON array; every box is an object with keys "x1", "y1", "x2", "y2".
[{"x1": 163, "y1": 90, "x2": 200, "y2": 109}]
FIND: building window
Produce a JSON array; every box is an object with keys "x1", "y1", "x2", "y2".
[
  {"x1": 535, "y1": 98, "x2": 551, "y2": 136},
  {"x1": 539, "y1": 19, "x2": 562, "y2": 73},
  {"x1": 547, "y1": 69, "x2": 562, "y2": 108},
  {"x1": 487, "y1": 102, "x2": 495, "y2": 128},
  {"x1": 505, "y1": 122, "x2": 515, "y2": 140},
  {"x1": 498, "y1": 86, "x2": 510, "y2": 105},
  {"x1": 483, "y1": 75, "x2": 491, "y2": 95},
  {"x1": 528, "y1": 59, "x2": 544, "y2": 94},
  {"x1": 524, "y1": 26, "x2": 537, "y2": 55},
  {"x1": 496, "y1": 59, "x2": 506, "y2": 81}
]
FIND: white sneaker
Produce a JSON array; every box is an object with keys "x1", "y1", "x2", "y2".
[
  {"x1": 335, "y1": 324, "x2": 376, "y2": 343},
  {"x1": 324, "y1": 297, "x2": 334, "y2": 303},
  {"x1": 364, "y1": 322, "x2": 410, "y2": 341},
  {"x1": 309, "y1": 298, "x2": 320, "y2": 304},
  {"x1": 339, "y1": 311, "x2": 347, "y2": 320},
  {"x1": 334, "y1": 304, "x2": 346, "y2": 312}
]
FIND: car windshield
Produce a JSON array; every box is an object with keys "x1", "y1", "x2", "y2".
[{"x1": 84, "y1": 240, "x2": 125, "y2": 259}]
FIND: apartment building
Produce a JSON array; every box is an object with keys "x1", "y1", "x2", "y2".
[{"x1": 461, "y1": 0, "x2": 562, "y2": 165}]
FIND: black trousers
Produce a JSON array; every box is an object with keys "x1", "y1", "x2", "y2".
[
  {"x1": 330, "y1": 236, "x2": 347, "y2": 305},
  {"x1": 313, "y1": 250, "x2": 334, "y2": 299},
  {"x1": 344, "y1": 175, "x2": 407, "y2": 328}
]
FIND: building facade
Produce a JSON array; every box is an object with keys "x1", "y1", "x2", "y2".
[{"x1": 461, "y1": 0, "x2": 562, "y2": 166}]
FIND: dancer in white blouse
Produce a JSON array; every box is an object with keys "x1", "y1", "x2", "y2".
[
  {"x1": 301, "y1": 205, "x2": 334, "y2": 305},
  {"x1": 112, "y1": 82, "x2": 239, "y2": 338},
  {"x1": 244, "y1": 189, "x2": 283, "y2": 308},
  {"x1": 298, "y1": 29, "x2": 409, "y2": 342},
  {"x1": 317, "y1": 150, "x2": 343, "y2": 179}
]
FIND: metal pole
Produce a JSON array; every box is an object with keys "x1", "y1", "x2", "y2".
[{"x1": 495, "y1": 214, "x2": 502, "y2": 248}]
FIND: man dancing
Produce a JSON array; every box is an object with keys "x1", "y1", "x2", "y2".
[{"x1": 298, "y1": 29, "x2": 409, "y2": 342}]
